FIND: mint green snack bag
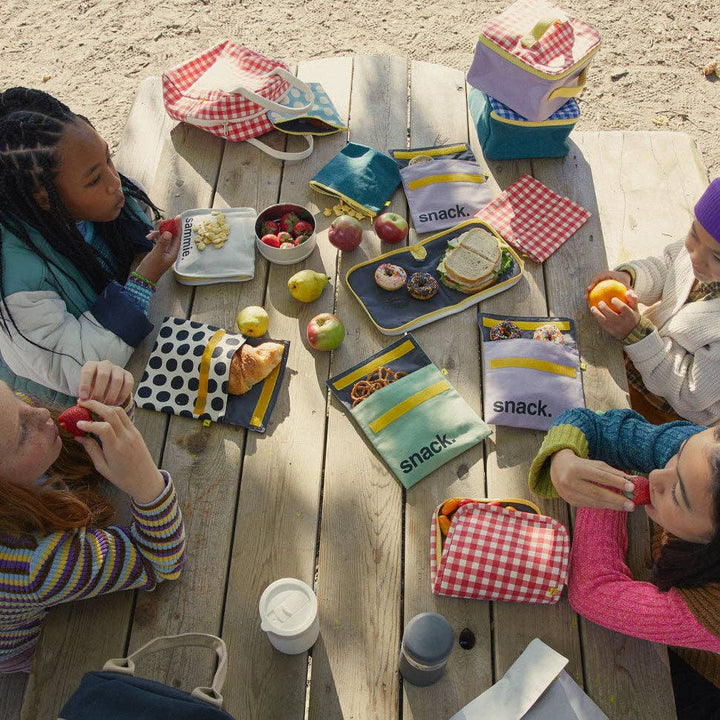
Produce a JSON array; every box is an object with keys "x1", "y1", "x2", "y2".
[{"x1": 328, "y1": 334, "x2": 491, "y2": 489}]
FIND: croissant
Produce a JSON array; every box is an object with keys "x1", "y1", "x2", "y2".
[{"x1": 228, "y1": 341, "x2": 285, "y2": 395}]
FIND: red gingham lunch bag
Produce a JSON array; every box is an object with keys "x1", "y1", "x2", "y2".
[
  {"x1": 430, "y1": 498, "x2": 570, "y2": 604},
  {"x1": 162, "y1": 40, "x2": 314, "y2": 160}
]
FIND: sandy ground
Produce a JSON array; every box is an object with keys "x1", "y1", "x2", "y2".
[{"x1": 1, "y1": 0, "x2": 719, "y2": 180}]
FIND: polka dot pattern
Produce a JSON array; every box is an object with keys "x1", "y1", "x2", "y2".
[
  {"x1": 267, "y1": 81, "x2": 346, "y2": 132},
  {"x1": 136, "y1": 317, "x2": 244, "y2": 423}
]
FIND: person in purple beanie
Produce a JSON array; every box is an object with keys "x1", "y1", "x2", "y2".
[{"x1": 584, "y1": 179, "x2": 720, "y2": 426}]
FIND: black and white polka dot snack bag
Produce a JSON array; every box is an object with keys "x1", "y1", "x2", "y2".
[{"x1": 135, "y1": 316, "x2": 289, "y2": 432}]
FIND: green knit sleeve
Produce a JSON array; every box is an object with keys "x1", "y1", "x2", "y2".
[{"x1": 528, "y1": 423, "x2": 589, "y2": 497}]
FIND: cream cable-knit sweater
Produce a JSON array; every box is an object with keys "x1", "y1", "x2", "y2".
[{"x1": 620, "y1": 241, "x2": 720, "y2": 426}]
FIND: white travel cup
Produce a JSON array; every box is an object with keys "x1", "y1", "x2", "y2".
[{"x1": 259, "y1": 578, "x2": 320, "y2": 654}]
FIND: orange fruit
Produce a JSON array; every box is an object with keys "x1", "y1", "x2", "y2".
[{"x1": 588, "y1": 279, "x2": 628, "y2": 311}]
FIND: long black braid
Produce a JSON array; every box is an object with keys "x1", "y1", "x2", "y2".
[{"x1": 0, "y1": 86, "x2": 161, "y2": 339}]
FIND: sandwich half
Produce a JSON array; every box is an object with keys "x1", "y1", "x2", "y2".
[{"x1": 437, "y1": 228, "x2": 508, "y2": 294}]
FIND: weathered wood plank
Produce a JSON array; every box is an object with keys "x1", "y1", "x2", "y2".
[
  {"x1": 307, "y1": 55, "x2": 408, "y2": 720},
  {"x1": 121, "y1": 99, "x2": 280, "y2": 692},
  {"x1": 474, "y1": 111, "x2": 584, "y2": 697},
  {"x1": 19, "y1": 79, "x2": 218, "y2": 720},
  {"x1": 0, "y1": 673, "x2": 25, "y2": 720},
  {"x1": 218, "y1": 56, "x2": 353, "y2": 720},
  {"x1": 402, "y1": 60, "x2": 493, "y2": 720},
  {"x1": 537, "y1": 130, "x2": 707, "y2": 718}
]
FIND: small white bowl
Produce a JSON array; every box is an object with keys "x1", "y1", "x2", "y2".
[{"x1": 255, "y1": 203, "x2": 316, "y2": 265}]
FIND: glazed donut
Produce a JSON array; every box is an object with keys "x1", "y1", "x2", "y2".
[
  {"x1": 375, "y1": 263, "x2": 407, "y2": 291},
  {"x1": 490, "y1": 320, "x2": 522, "y2": 341},
  {"x1": 533, "y1": 323, "x2": 565, "y2": 344},
  {"x1": 407, "y1": 272, "x2": 439, "y2": 300}
]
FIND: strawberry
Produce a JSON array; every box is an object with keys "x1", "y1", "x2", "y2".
[
  {"x1": 158, "y1": 218, "x2": 178, "y2": 237},
  {"x1": 279, "y1": 212, "x2": 300, "y2": 233},
  {"x1": 631, "y1": 476, "x2": 651, "y2": 506},
  {"x1": 261, "y1": 234, "x2": 281, "y2": 248},
  {"x1": 292, "y1": 220, "x2": 313, "y2": 237},
  {"x1": 261, "y1": 220, "x2": 279, "y2": 236},
  {"x1": 57, "y1": 405, "x2": 93, "y2": 437},
  {"x1": 277, "y1": 231, "x2": 293, "y2": 244}
]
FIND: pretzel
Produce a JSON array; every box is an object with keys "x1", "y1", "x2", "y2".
[{"x1": 350, "y1": 366, "x2": 407, "y2": 407}]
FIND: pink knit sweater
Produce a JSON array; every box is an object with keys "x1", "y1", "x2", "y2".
[{"x1": 569, "y1": 508, "x2": 720, "y2": 651}]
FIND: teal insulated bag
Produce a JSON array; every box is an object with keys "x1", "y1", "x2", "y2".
[
  {"x1": 468, "y1": 88, "x2": 579, "y2": 160},
  {"x1": 328, "y1": 334, "x2": 491, "y2": 489}
]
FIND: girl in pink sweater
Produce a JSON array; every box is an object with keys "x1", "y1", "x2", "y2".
[{"x1": 529, "y1": 407, "x2": 720, "y2": 718}]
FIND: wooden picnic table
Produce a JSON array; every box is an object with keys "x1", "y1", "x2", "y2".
[{"x1": 1, "y1": 56, "x2": 710, "y2": 720}]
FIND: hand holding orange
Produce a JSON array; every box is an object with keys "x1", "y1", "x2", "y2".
[{"x1": 588, "y1": 279, "x2": 628, "y2": 312}]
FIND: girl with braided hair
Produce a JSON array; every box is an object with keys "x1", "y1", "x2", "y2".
[{"x1": 0, "y1": 87, "x2": 180, "y2": 406}]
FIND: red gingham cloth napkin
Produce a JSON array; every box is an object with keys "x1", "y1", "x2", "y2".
[
  {"x1": 430, "y1": 502, "x2": 569, "y2": 603},
  {"x1": 475, "y1": 174, "x2": 591, "y2": 264},
  {"x1": 482, "y1": 0, "x2": 601, "y2": 76}
]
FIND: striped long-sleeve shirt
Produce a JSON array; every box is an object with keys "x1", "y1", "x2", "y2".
[{"x1": 0, "y1": 471, "x2": 185, "y2": 670}]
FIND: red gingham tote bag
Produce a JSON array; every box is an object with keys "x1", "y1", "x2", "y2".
[
  {"x1": 162, "y1": 41, "x2": 314, "y2": 160},
  {"x1": 431, "y1": 499, "x2": 569, "y2": 603}
]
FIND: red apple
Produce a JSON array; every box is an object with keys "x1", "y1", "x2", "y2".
[
  {"x1": 374, "y1": 212, "x2": 408, "y2": 244},
  {"x1": 328, "y1": 215, "x2": 363, "y2": 252},
  {"x1": 307, "y1": 313, "x2": 345, "y2": 351}
]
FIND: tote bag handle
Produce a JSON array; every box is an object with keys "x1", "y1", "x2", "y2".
[
  {"x1": 103, "y1": 632, "x2": 228, "y2": 707},
  {"x1": 183, "y1": 66, "x2": 314, "y2": 160},
  {"x1": 232, "y1": 66, "x2": 313, "y2": 116},
  {"x1": 246, "y1": 133, "x2": 314, "y2": 161}
]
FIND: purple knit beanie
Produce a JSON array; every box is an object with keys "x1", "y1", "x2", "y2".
[{"x1": 695, "y1": 178, "x2": 720, "y2": 243}]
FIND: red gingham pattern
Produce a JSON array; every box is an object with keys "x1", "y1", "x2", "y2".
[
  {"x1": 430, "y1": 502, "x2": 569, "y2": 603},
  {"x1": 483, "y1": 0, "x2": 600, "y2": 76},
  {"x1": 475, "y1": 174, "x2": 591, "y2": 263},
  {"x1": 162, "y1": 41, "x2": 291, "y2": 142}
]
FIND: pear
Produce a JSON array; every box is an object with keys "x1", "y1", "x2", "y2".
[
  {"x1": 288, "y1": 269, "x2": 330, "y2": 303},
  {"x1": 237, "y1": 305, "x2": 269, "y2": 337}
]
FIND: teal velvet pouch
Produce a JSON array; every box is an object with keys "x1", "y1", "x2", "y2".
[{"x1": 309, "y1": 142, "x2": 402, "y2": 218}]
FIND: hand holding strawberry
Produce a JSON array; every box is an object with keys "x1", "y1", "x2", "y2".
[
  {"x1": 136, "y1": 219, "x2": 181, "y2": 283},
  {"x1": 74, "y1": 400, "x2": 165, "y2": 504}
]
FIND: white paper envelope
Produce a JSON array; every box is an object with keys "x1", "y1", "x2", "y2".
[{"x1": 450, "y1": 638, "x2": 608, "y2": 720}]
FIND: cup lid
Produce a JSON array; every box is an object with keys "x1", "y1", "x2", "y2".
[
  {"x1": 259, "y1": 578, "x2": 318, "y2": 637},
  {"x1": 402, "y1": 613, "x2": 454, "y2": 664}
]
